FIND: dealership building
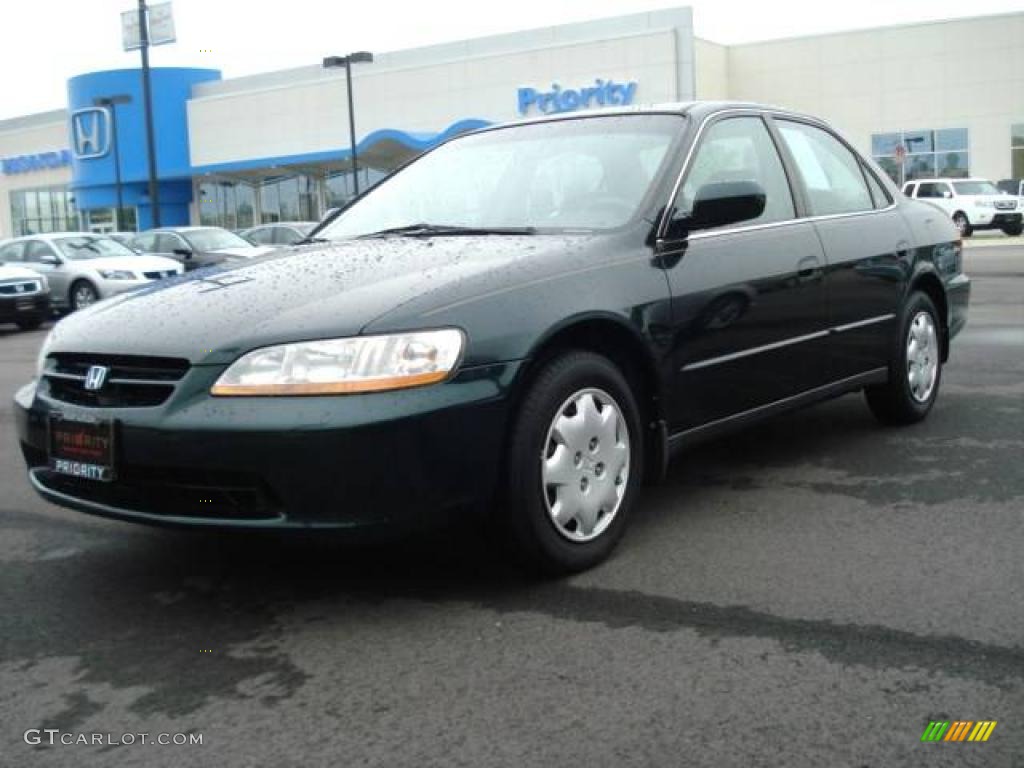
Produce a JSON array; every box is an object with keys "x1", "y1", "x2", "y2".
[{"x1": 1, "y1": 6, "x2": 1023, "y2": 238}]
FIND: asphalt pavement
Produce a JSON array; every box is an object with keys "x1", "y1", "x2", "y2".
[{"x1": 1, "y1": 246, "x2": 1022, "y2": 767}]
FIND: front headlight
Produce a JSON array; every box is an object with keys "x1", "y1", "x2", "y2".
[
  {"x1": 37, "y1": 275, "x2": 49, "y2": 290},
  {"x1": 98, "y1": 269, "x2": 137, "y2": 280},
  {"x1": 211, "y1": 329, "x2": 465, "y2": 396}
]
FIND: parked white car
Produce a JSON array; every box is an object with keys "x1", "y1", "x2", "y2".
[
  {"x1": 0, "y1": 233, "x2": 184, "y2": 312},
  {"x1": 902, "y1": 178, "x2": 1023, "y2": 237}
]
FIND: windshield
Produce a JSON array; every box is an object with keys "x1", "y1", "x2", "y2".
[
  {"x1": 953, "y1": 180, "x2": 1000, "y2": 196},
  {"x1": 54, "y1": 236, "x2": 138, "y2": 260},
  {"x1": 320, "y1": 115, "x2": 682, "y2": 240},
  {"x1": 186, "y1": 228, "x2": 255, "y2": 251}
]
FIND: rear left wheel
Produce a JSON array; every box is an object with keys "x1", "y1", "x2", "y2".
[
  {"x1": 501, "y1": 350, "x2": 644, "y2": 574},
  {"x1": 865, "y1": 291, "x2": 942, "y2": 425}
]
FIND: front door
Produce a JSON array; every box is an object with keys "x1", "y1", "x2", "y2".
[{"x1": 658, "y1": 114, "x2": 830, "y2": 431}]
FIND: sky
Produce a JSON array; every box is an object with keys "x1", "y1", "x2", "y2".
[{"x1": 1, "y1": 0, "x2": 1021, "y2": 120}]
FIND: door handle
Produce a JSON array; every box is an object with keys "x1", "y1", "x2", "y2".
[{"x1": 796, "y1": 255, "x2": 821, "y2": 281}]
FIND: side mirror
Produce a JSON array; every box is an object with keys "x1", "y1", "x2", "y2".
[
  {"x1": 39, "y1": 254, "x2": 60, "y2": 266},
  {"x1": 682, "y1": 180, "x2": 767, "y2": 233},
  {"x1": 172, "y1": 248, "x2": 193, "y2": 258}
]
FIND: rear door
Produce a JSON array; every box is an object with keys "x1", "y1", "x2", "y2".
[
  {"x1": 774, "y1": 118, "x2": 909, "y2": 381},
  {"x1": 659, "y1": 113, "x2": 829, "y2": 430}
]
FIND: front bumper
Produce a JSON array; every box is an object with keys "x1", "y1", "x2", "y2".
[
  {"x1": 15, "y1": 361, "x2": 520, "y2": 530},
  {"x1": 971, "y1": 211, "x2": 1022, "y2": 230},
  {"x1": 0, "y1": 293, "x2": 51, "y2": 323}
]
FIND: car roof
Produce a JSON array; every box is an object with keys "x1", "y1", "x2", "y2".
[
  {"x1": 140, "y1": 226, "x2": 226, "y2": 234},
  {"x1": 247, "y1": 221, "x2": 317, "y2": 227},
  {"x1": 910, "y1": 178, "x2": 992, "y2": 183},
  {"x1": 6, "y1": 232, "x2": 116, "y2": 243},
  {"x1": 469, "y1": 100, "x2": 827, "y2": 134}
]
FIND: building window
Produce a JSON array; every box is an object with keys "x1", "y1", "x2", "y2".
[
  {"x1": 9, "y1": 186, "x2": 79, "y2": 235},
  {"x1": 1013, "y1": 124, "x2": 1024, "y2": 179},
  {"x1": 198, "y1": 180, "x2": 256, "y2": 229},
  {"x1": 871, "y1": 128, "x2": 969, "y2": 184},
  {"x1": 325, "y1": 168, "x2": 386, "y2": 209}
]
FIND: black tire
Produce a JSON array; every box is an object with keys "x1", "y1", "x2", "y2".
[
  {"x1": 15, "y1": 317, "x2": 42, "y2": 331},
  {"x1": 500, "y1": 350, "x2": 644, "y2": 575},
  {"x1": 70, "y1": 280, "x2": 99, "y2": 312},
  {"x1": 865, "y1": 291, "x2": 943, "y2": 425},
  {"x1": 952, "y1": 212, "x2": 972, "y2": 237},
  {"x1": 1001, "y1": 223, "x2": 1023, "y2": 236}
]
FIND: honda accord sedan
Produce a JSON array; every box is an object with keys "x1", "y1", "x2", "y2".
[
  {"x1": 0, "y1": 233, "x2": 184, "y2": 312},
  {"x1": 15, "y1": 103, "x2": 970, "y2": 573}
]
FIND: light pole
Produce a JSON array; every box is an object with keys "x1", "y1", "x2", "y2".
[
  {"x1": 93, "y1": 94, "x2": 132, "y2": 231},
  {"x1": 322, "y1": 52, "x2": 374, "y2": 198},
  {"x1": 138, "y1": 0, "x2": 161, "y2": 226}
]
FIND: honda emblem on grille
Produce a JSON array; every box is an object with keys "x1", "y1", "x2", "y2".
[{"x1": 84, "y1": 365, "x2": 109, "y2": 391}]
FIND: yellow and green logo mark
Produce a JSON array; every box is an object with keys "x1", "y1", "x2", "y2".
[{"x1": 921, "y1": 721, "x2": 997, "y2": 743}]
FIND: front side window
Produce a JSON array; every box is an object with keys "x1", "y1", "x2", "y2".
[
  {"x1": 185, "y1": 228, "x2": 254, "y2": 251},
  {"x1": 24, "y1": 241, "x2": 58, "y2": 263},
  {"x1": 778, "y1": 121, "x2": 873, "y2": 216},
  {"x1": 132, "y1": 233, "x2": 156, "y2": 252},
  {"x1": 154, "y1": 233, "x2": 186, "y2": 253},
  {"x1": 674, "y1": 116, "x2": 795, "y2": 231},
  {"x1": 246, "y1": 227, "x2": 275, "y2": 245},
  {"x1": 320, "y1": 115, "x2": 681, "y2": 240},
  {"x1": 916, "y1": 182, "x2": 942, "y2": 199}
]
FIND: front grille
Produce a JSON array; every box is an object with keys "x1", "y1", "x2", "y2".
[
  {"x1": 43, "y1": 353, "x2": 190, "y2": 408},
  {"x1": 994, "y1": 199, "x2": 1017, "y2": 211},
  {"x1": 0, "y1": 280, "x2": 42, "y2": 295},
  {"x1": 32, "y1": 461, "x2": 281, "y2": 521},
  {"x1": 143, "y1": 270, "x2": 177, "y2": 279}
]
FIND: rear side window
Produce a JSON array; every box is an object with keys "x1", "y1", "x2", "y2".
[
  {"x1": 863, "y1": 165, "x2": 892, "y2": 208},
  {"x1": 777, "y1": 121, "x2": 873, "y2": 216},
  {"x1": 0, "y1": 242, "x2": 25, "y2": 262},
  {"x1": 675, "y1": 115, "x2": 796, "y2": 230}
]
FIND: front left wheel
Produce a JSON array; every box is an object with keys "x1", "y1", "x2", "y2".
[
  {"x1": 501, "y1": 351, "x2": 644, "y2": 574},
  {"x1": 70, "y1": 280, "x2": 99, "y2": 311}
]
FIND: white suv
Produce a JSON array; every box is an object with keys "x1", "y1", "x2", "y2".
[{"x1": 902, "y1": 178, "x2": 1022, "y2": 237}]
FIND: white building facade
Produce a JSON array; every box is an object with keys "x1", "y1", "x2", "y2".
[{"x1": 1, "y1": 7, "x2": 1022, "y2": 237}]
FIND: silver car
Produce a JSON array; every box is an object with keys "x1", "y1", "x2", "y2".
[{"x1": 0, "y1": 233, "x2": 183, "y2": 312}]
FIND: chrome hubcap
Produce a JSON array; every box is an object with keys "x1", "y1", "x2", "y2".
[
  {"x1": 74, "y1": 286, "x2": 96, "y2": 309},
  {"x1": 907, "y1": 311, "x2": 938, "y2": 403},
  {"x1": 541, "y1": 388, "x2": 630, "y2": 543}
]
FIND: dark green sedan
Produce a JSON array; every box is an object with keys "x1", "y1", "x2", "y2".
[{"x1": 15, "y1": 102, "x2": 969, "y2": 573}]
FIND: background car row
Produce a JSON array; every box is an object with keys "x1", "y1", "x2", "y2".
[{"x1": 0, "y1": 225, "x2": 288, "y2": 329}]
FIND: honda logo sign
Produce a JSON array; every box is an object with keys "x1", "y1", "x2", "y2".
[
  {"x1": 84, "y1": 366, "x2": 110, "y2": 391},
  {"x1": 70, "y1": 108, "x2": 112, "y2": 160}
]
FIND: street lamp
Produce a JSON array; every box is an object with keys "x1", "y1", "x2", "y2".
[
  {"x1": 322, "y1": 51, "x2": 374, "y2": 198},
  {"x1": 93, "y1": 94, "x2": 132, "y2": 231}
]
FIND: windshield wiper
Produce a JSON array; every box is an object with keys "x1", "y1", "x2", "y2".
[
  {"x1": 295, "y1": 236, "x2": 330, "y2": 245},
  {"x1": 359, "y1": 223, "x2": 537, "y2": 238}
]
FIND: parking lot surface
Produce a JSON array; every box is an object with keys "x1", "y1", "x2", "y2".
[{"x1": 1, "y1": 246, "x2": 1022, "y2": 767}]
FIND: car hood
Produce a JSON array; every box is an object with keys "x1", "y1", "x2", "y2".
[
  {"x1": 72, "y1": 255, "x2": 183, "y2": 274},
  {"x1": 0, "y1": 264, "x2": 44, "y2": 281},
  {"x1": 45, "y1": 235, "x2": 593, "y2": 365}
]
